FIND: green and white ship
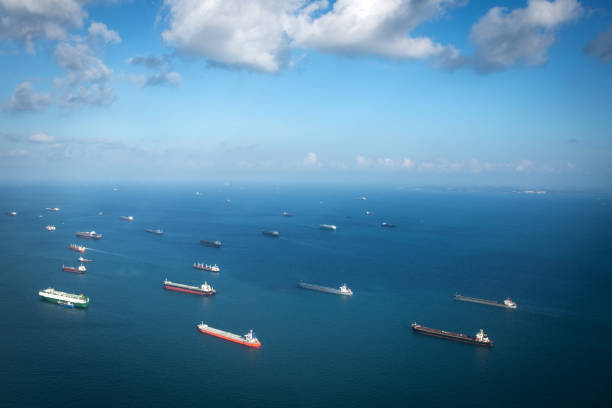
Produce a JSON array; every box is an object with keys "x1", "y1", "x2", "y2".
[{"x1": 39, "y1": 288, "x2": 89, "y2": 308}]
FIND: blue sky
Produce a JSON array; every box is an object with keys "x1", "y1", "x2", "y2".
[{"x1": 1, "y1": 0, "x2": 611, "y2": 187}]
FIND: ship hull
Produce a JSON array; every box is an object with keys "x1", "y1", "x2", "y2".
[
  {"x1": 454, "y1": 294, "x2": 515, "y2": 309},
  {"x1": 69, "y1": 247, "x2": 86, "y2": 253},
  {"x1": 197, "y1": 327, "x2": 261, "y2": 348},
  {"x1": 298, "y1": 282, "x2": 352, "y2": 296},
  {"x1": 193, "y1": 266, "x2": 219, "y2": 272},
  {"x1": 62, "y1": 267, "x2": 85, "y2": 274},
  {"x1": 412, "y1": 326, "x2": 492, "y2": 347},
  {"x1": 76, "y1": 234, "x2": 102, "y2": 239},
  {"x1": 164, "y1": 284, "x2": 215, "y2": 296},
  {"x1": 200, "y1": 240, "x2": 221, "y2": 248},
  {"x1": 40, "y1": 296, "x2": 88, "y2": 308}
]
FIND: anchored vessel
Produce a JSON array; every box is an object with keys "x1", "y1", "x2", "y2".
[
  {"x1": 320, "y1": 224, "x2": 337, "y2": 231},
  {"x1": 282, "y1": 211, "x2": 292, "y2": 217},
  {"x1": 200, "y1": 239, "x2": 222, "y2": 248},
  {"x1": 76, "y1": 230, "x2": 102, "y2": 239},
  {"x1": 365, "y1": 210, "x2": 372, "y2": 215},
  {"x1": 197, "y1": 322, "x2": 261, "y2": 348},
  {"x1": 164, "y1": 279, "x2": 215, "y2": 296},
  {"x1": 298, "y1": 282, "x2": 353, "y2": 296},
  {"x1": 45, "y1": 225, "x2": 56, "y2": 231},
  {"x1": 381, "y1": 222, "x2": 396, "y2": 228},
  {"x1": 62, "y1": 264, "x2": 86, "y2": 274},
  {"x1": 77, "y1": 256, "x2": 92, "y2": 263},
  {"x1": 45, "y1": 207, "x2": 60, "y2": 212},
  {"x1": 69, "y1": 244, "x2": 86, "y2": 253},
  {"x1": 120, "y1": 215, "x2": 134, "y2": 221},
  {"x1": 262, "y1": 230, "x2": 279, "y2": 237},
  {"x1": 6, "y1": 211, "x2": 17, "y2": 216},
  {"x1": 146, "y1": 228, "x2": 164, "y2": 235},
  {"x1": 193, "y1": 262, "x2": 220, "y2": 272},
  {"x1": 39, "y1": 288, "x2": 89, "y2": 308},
  {"x1": 454, "y1": 293, "x2": 517, "y2": 309},
  {"x1": 411, "y1": 323, "x2": 493, "y2": 347}
]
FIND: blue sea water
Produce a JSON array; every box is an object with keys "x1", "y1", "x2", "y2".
[{"x1": 1, "y1": 183, "x2": 611, "y2": 407}]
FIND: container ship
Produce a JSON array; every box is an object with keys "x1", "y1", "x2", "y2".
[
  {"x1": 164, "y1": 279, "x2": 215, "y2": 296},
  {"x1": 298, "y1": 282, "x2": 353, "y2": 296},
  {"x1": 454, "y1": 293, "x2": 517, "y2": 309},
  {"x1": 197, "y1": 322, "x2": 261, "y2": 348},
  {"x1": 77, "y1": 256, "x2": 93, "y2": 263},
  {"x1": 319, "y1": 224, "x2": 337, "y2": 231},
  {"x1": 262, "y1": 230, "x2": 279, "y2": 237},
  {"x1": 200, "y1": 239, "x2": 222, "y2": 248},
  {"x1": 45, "y1": 225, "x2": 56, "y2": 231},
  {"x1": 69, "y1": 244, "x2": 86, "y2": 253},
  {"x1": 146, "y1": 228, "x2": 164, "y2": 235},
  {"x1": 62, "y1": 264, "x2": 86, "y2": 274},
  {"x1": 381, "y1": 222, "x2": 396, "y2": 228},
  {"x1": 39, "y1": 288, "x2": 89, "y2": 308},
  {"x1": 193, "y1": 262, "x2": 220, "y2": 272},
  {"x1": 76, "y1": 230, "x2": 102, "y2": 239},
  {"x1": 411, "y1": 323, "x2": 493, "y2": 347},
  {"x1": 120, "y1": 215, "x2": 133, "y2": 221}
]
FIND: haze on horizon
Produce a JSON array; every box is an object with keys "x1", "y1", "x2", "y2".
[{"x1": 1, "y1": 0, "x2": 611, "y2": 188}]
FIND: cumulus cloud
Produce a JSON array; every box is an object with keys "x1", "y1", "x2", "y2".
[
  {"x1": 6, "y1": 148, "x2": 28, "y2": 158},
  {"x1": 0, "y1": 0, "x2": 87, "y2": 53},
  {"x1": 128, "y1": 55, "x2": 167, "y2": 68},
  {"x1": 88, "y1": 22, "x2": 121, "y2": 45},
  {"x1": 401, "y1": 158, "x2": 415, "y2": 169},
  {"x1": 470, "y1": 0, "x2": 583, "y2": 73},
  {"x1": 303, "y1": 151, "x2": 318, "y2": 165},
  {"x1": 515, "y1": 159, "x2": 534, "y2": 172},
  {"x1": 28, "y1": 132, "x2": 56, "y2": 144},
  {"x1": 377, "y1": 157, "x2": 396, "y2": 168},
  {"x1": 161, "y1": 0, "x2": 463, "y2": 72},
  {"x1": 584, "y1": 24, "x2": 612, "y2": 62},
  {"x1": 356, "y1": 154, "x2": 372, "y2": 168},
  {"x1": 128, "y1": 54, "x2": 182, "y2": 87},
  {"x1": 3, "y1": 81, "x2": 52, "y2": 112}
]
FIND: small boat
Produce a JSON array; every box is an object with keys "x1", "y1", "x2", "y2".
[
  {"x1": 262, "y1": 230, "x2": 279, "y2": 237},
  {"x1": 193, "y1": 262, "x2": 220, "y2": 273},
  {"x1": 146, "y1": 228, "x2": 164, "y2": 235},
  {"x1": 200, "y1": 240, "x2": 222, "y2": 248},
  {"x1": 6, "y1": 211, "x2": 17, "y2": 216},
  {"x1": 77, "y1": 256, "x2": 93, "y2": 263},
  {"x1": 381, "y1": 222, "x2": 396, "y2": 228},
  {"x1": 282, "y1": 211, "x2": 292, "y2": 217},
  {"x1": 62, "y1": 264, "x2": 86, "y2": 274},
  {"x1": 45, "y1": 207, "x2": 60, "y2": 212},
  {"x1": 45, "y1": 225, "x2": 56, "y2": 231},
  {"x1": 57, "y1": 301, "x2": 75, "y2": 308},
  {"x1": 365, "y1": 210, "x2": 372, "y2": 215},
  {"x1": 119, "y1": 215, "x2": 133, "y2": 221},
  {"x1": 320, "y1": 224, "x2": 337, "y2": 231}
]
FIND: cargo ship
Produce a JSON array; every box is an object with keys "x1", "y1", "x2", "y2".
[
  {"x1": 77, "y1": 256, "x2": 93, "y2": 263},
  {"x1": 69, "y1": 244, "x2": 86, "y2": 253},
  {"x1": 45, "y1": 225, "x2": 56, "y2": 231},
  {"x1": 320, "y1": 224, "x2": 337, "y2": 231},
  {"x1": 62, "y1": 264, "x2": 86, "y2": 274},
  {"x1": 200, "y1": 239, "x2": 222, "y2": 248},
  {"x1": 76, "y1": 230, "x2": 102, "y2": 239},
  {"x1": 39, "y1": 288, "x2": 89, "y2": 308},
  {"x1": 262, "y1": 230, "x2": 279, "y2": 237},
  {"x1": 381, "y1": 222, "x2": 396, "y2": 228},
  {"x1": 298, "y1": 282, "x2": 353, "y2": 296},
  {"x1": 146, "y1": 228, "x2": 164, "y2": 235},
  {"x1": 411, "y1": 323, "x2": 493, "y2": 347},
  {"x1": 454, "y1": 293, "x2": 517, "y2": 309},
  {"x1": 164, "y1": 279, "x2": 215, "y2": 296},
  {"x1": 197, "y1": 322, "x2": 261, "y2": 348},
  {"x1": 193, "y1": 262, "x2": 220, "y2": 272},
  {"x1": 45, "y1": 207, "x2": 60, "y2": 212},
  {"x1": 119, "y1": 215, "x2": 133, "y2": 221}
]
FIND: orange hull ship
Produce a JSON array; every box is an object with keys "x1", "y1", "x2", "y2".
[
  {"x1": 197, "y1": 322, "x2": 261, "y2": 348},
  {"x1": 69, "y1": 244, "x2": 86, "y2": 253}
]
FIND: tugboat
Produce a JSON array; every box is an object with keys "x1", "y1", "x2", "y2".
[
  {"x1": 146, "y1": 228, "x2": 164, "y2": 235},
  {"x1": 319, "y1": 224, "x2": 337, "y2": 231},
  {"x1": 411, "y1": 323, "x2": 493, "y2": 347},
  {"x1": 62, "y1": 264, "x2": 86, "y2": 274},
  {"x1": 193, "y1": 262, "x2": 220, "y2": 273},
  {"x1": 69, "y1": 244, "x2": 86, "y2": 253},
  {"x1": 45, "y1": 207, "x2": 60, "y2": 212},
  {"x1": 200, "y1": 240, "x2": 222, "y2": 248},
  {"x1": 77, "y1": 256, "x2": 93, "y2": 263},
  {"x1": 119, "y1": 215, "x2": 133, "y2": 221},
  {"x1": 381, "y1": 222, "x2": 396, "y2": 228}
]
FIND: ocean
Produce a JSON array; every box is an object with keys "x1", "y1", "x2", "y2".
[{"x1": 1, "y1": 183, "x2": 611, "y2": 407}]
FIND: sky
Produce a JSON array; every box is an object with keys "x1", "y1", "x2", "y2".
[{"x1": 1, "y1": 0, "x2": 611, "y2": 188}]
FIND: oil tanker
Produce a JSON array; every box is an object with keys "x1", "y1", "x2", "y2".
[
  {"x1": 454, "y1": 293, "x2": 517, "y2": 309},
  {"x1": 197, "y1": 322, "x2": 261, "y2": 348},
  {"x1": 62, "y1": 264, "x2": 86, "y2": 274},
  {"x1": 298, "y1": 282, "x2": 353, "y2": 296},
  {"x1": 411, "y1": 323, "x2": 493, "y2": 347},
  {"x1": 69, "y1": 244, "x2": 86, "y2": 253},
  {"x1": 39, "y1": 288, "x2": 89, "y2": 308},
  {"x1": 164, "y1": 279, "x2": 215, "y2": 296},
  {"x1": 200, "y1": 239, "x2": 222, "y2": 248},
  {"x1": 76, "y1": 230, "x2": 102, "y2": 239}
]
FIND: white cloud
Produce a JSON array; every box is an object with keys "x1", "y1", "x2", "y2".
[
  {"x1": 0, "y1": 0, "x2": 87, "y2": 53},
  {"x1": 2, "y1": 81, "x2": 51, "y2": 112},
  {"x1": 28, "y1": 132, "x2": 56, "y2": 144},
  {"x1": 515, "y1": 159, "x2": 534, "y2": 172},
  {"x1": 377, "y1": 157, "x2": 396, "y2": 168},
  {"x1": 303, "y1": 151, "x2": 318, "y2": 165},
  {"x1": 160, "y1": 0, "x2": 463, "y2": 72},
  {"x1": 469, "y1": 158, "x2": 481, "y2": 173},
  {"x1": 401, "y1": 158, "x2": 415, "y2": 169},
  {"x1": 6, "y1": 148, "x2": 28, "y2": 158},
  {"x1": 584, "y1": 24, "x2": 612, "y2": 62},
  {"x1": 128, "y1": 54, "x2": 182, "y2": 88},
  {"x1": 470, "y1": 0, "x2": 583, "y2": 72},
  {"x1": 567, "y1": 161, "x2": 575, "y2": 169},
  {"x1": 356, "y1": 154, "x2": 372, "y2": 168},
  {"x1": 88, "y1": 22, "x2": 121, "y2": 45}
]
